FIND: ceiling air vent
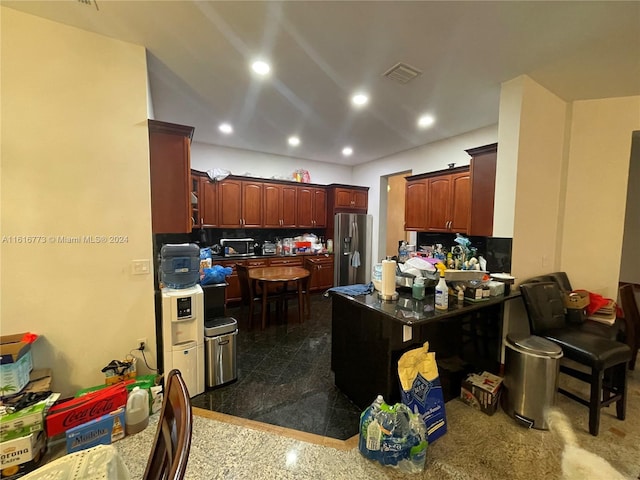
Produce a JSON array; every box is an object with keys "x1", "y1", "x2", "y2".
[
  {"x1": 383, "y1": 62, "x2": 422, "y2": 84},
  {"x1": 77, "y1": 0, "x2": 99, "y2": 10}
]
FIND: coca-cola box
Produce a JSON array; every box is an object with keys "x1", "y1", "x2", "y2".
[{"x1": 46, "y1": 384, "x2": 127, "y2": 437}]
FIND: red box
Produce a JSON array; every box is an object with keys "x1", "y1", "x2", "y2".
[{"x1": 45, "y1": 383, "x2": 127, "y2": 437}]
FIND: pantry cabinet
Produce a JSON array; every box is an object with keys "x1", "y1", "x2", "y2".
[
  {"x1": 148, "y1": 120, "x2": 194, "y2": 233},
  {"x1": 263, "y1": 182, "x2": 297, "y2": 228},
  {"x1": 297, "y1": 187, "x2": 327, "y2": 228}
]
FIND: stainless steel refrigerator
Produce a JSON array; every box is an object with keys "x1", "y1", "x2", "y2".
[{"x1": 334, "y1": 213, "x2": 373, "y2": 286}]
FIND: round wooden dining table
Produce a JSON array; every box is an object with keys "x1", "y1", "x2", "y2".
[{"x1": 248, "y1": 266, "x2": 310, "y2": 329}]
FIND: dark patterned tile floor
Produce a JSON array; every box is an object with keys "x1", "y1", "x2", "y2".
[{"x1": 191, "y1": 295, "x2": 362, "y2": 440}]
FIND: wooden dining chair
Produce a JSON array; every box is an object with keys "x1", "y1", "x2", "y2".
[
  {"x1": 619, "y1": 284, "x2": 639, "y2": 370},
  {"x1": 143, "y1": 369, "x2": 193, "y2": 480},
  {"x1": 236, "y1": 264, "x2": 280, "y2": 329}
]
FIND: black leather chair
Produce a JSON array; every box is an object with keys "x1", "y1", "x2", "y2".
[
  {"x1": 619, "y1": 284, "x2": 639, "y2": 370},
  {"x1": 521, "y1": 272, "x2": 626, "y2": 342},
  {"x1": 519, "y1": 281, "x2": 630, "y2": 435}
]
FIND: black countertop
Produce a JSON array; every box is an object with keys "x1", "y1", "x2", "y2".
[
  {"x1": 331, "y1": 289, "x2": 521, "y2": 326},
  {"x1": 210, "y1": 253, "x2": 333, "y2": 261}
]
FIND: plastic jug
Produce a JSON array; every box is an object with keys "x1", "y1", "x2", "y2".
[{"x1": 125, "y1": 387, "x2": 149, "y2": 435}]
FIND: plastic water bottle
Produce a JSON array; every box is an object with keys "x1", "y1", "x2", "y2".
[{"x1": 125, "y1": 387, "x2": 149, "y2": 435}]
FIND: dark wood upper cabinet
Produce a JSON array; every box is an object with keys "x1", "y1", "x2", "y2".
[
  {"x1": 404, "y1": 179, "x2": 428, "y2": 231},
  {"x1": 263, "y1": 182, "x2": 297, "y2": 228},
  {"x1": 331, "y1": 186, "x2": 368, "y2": 213},
  {"x1": 297, "y1": 186, "x2": 326, "y2": 228},
  {"x1": 404, "y1": 144, "x2": 497, "y2": 236},
  {"x1": 467, "y1": 143, "x2": 498, "y2": 236},
  {"x1": 148, "y1": 120, "x2": 194, "y2": 234},
  {"x1": 200, "y1": 176, "x2": 218, "y2": 227},
  {"x1": 242, "y1": 182, "x2": 263, "y2": 228},
  {"x1": 218, "y1": 179, "x2": 243, "y2": 227}
]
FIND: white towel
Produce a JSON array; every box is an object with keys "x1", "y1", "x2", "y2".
[{"x1": 351, "y1": 250, "x2": 361, "y2": 268}]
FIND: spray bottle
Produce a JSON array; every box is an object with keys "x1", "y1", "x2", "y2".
[{"x1": 435, "y1": 263, "x2": 448, "y2": 311}]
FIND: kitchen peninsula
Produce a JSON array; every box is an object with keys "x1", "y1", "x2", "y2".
[{"x1": 330, "y1": 289, "x2": 521, "y2": 409}]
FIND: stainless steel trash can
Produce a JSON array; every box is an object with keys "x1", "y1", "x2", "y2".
[
  {"x1": 502, "y1": 334, "x2": 563, "y2": 430},
  {"x1": 204, "y1": 317, "x2": 238, "y2": 388}
]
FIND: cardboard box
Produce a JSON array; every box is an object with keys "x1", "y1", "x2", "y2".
[
  {"x1": 460, "y1": 371, "x2": 503, "y2": 415},
  {"x1": 65, "y1": 408, "x2": 125, "y2": 454},
  {"x1": 46, "y1": 383, "x2": 127, "y2": 437},
  {"x1": 0, "y1": 352, "x2": 32, "y2": 396},
  {"x1": 563, "y1": 290, "x2": 590, "y2": 309},
  {"x1": 0, "y1": 393, "x2": 60, "y2": 442},
  {"x1": 0, "y1": 431, "x2": 47, "y2": 474},
  {"x1": 0, "y1": 334, "x2": 32, "y2": 365}
]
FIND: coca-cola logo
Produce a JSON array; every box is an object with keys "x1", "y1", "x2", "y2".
[{"x1": 62, "y1": 398, "x2": 115, "y2": 428}]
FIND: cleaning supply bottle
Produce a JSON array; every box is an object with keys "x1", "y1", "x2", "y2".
[
  {"x1": 125, "y1": 386, "x2": 149, "y2": 435},
  {"x1": 412, "y1": 276, "x2": 425, "y2": 300},
  {"x1": 435, "y1": 263, "x2": 448, "y2": 311}
]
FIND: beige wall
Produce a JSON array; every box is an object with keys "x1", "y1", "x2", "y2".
[
  {"x1": 1, "y1": 7, "x2": 156, "y2": 396},
  {"x1": 561, "y1": 96, "x2": 640, "y2": 298}
]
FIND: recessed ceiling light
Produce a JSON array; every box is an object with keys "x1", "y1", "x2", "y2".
[
  {"x1": 219, "y1": 123, "x2": 233, "y2": 134},
  {"x1": 288, "y1": 136, "x2": 300, "y2": 146},
  {"x1": 342, "y1": 147, "x2": 353, "y2": 156},
  {"x1": 351, "y1": 93, "x2": 369, "y2": 107},
  {"x1": 251, "y1": 60, "x2": 271, "y2": 76},
  {"x1": 417, "y1": 114, "x2": 435, "y2": 128}
]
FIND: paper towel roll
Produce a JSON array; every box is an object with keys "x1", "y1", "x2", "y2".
[{"x1": 381, "y1": 259, "x2": 396, "y2": 297}]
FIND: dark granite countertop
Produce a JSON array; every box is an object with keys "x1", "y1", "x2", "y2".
[
  {"x1": 331, "y1": 289, "x2": 521, "y2": 326},
  {"x1": 210, "y1": 253, "x2": 333, "y2": 261}
]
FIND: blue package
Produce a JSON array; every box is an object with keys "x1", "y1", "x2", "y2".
[
  {"x1": 400, "y1": 372, "x2": 447, "y2": 444},
  {"x1": 201, "y1": 265, "x2": 232, "y2": 285}
]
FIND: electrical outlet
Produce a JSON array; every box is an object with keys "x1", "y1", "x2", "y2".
[{"x1": 137, "y1": 337, "x2": 147, "y2": 351}]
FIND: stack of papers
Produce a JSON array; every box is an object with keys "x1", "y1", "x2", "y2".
[{"x1": 587, "y1": 299, "x2": 617, "y2": 325}]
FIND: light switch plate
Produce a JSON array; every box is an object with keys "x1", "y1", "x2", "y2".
[{"x1": 131, "y1": 259, "x2": 150, "y2": 275}]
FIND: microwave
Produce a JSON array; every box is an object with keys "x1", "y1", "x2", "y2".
[{"x1": 220, "y1": 238, "x2": 255, "y2": 257}]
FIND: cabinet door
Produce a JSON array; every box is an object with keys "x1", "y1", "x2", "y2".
[
  {"x1": 297, "y1": 187, "x2": 314, "y2": 228},
  {"x1": 263, "y1": 183, "x2": 282, "y2": 228},
  {"x1": 352, "y1": 190, "x2": 368, "y2": 210},
  {"x1": 315, "y1": 259, "x2": 334, "y2": 290},
  {"x1": 426, "y1": 176, "x2": 451, "y2": 232},
  {"x1": 200, "y1": 177, "x2": 218, "y2": 227},
  {"x1": 218, "y1": 179, "x2": 243, "y2": 227},
  {"x1": 334, "y1": 188, "x2": 353, "y2": 208},
  {"x1": 242, "y1": 182, "x2": 263, "y2": 227},
  {"x1": 449, "y1": 172, "x2": 470, "y2": 233},
  {"x1": 149, "y1": 131, "x2": 191, "y2": 233},
  {"x1": 281, "y1": 185, "x2": 297, "y2": 227},
  {"x1": 313, "y1": 188, "x2": 327, "y2": 227},
  {"x1": 404, "y1": 180, "x2": 428, "y2": 230},
  {"x1": 220, "y1": 260, "x2": 242, "y2": 304},
  {"x1": 468, "y1": 144, "x2": 497, "y2": 236}
]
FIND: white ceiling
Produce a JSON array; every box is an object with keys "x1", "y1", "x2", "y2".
[{"x1": 4, "y1": 1, "x2": 640, "y2": 166}]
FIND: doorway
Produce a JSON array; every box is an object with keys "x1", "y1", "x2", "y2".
[{"x1": 385, "y1": 172, "x2": 411, "y2": 258}]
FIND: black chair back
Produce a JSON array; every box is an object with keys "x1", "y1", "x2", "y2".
[
  {"x1": 521, "y1": 272, "x2": 573, "y2": 292},
  {"x1": 520, "y1": 282, "x2": 568, "y2": 334}
]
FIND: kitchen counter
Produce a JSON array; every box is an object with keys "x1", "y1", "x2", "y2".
[
  {"x1": 330, "y1": 289, "x2": 521, "y2": 409},
  {"x1": 209, "y1": 252, "x2": 333, "y2": 261},
  {"x1": 333, "y1": 288, "x2": 520, "y2": 325}
]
